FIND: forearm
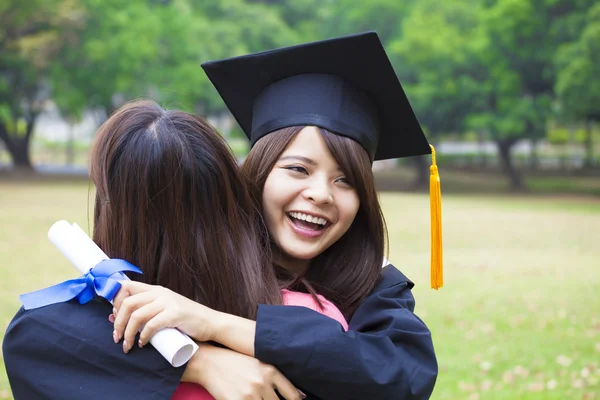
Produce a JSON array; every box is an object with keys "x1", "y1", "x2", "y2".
[
  {"x1": 210, "y1": 310, "x2": 257, "y2": 357},
  {"x1": 181, "y1": 342, "x2": 211, "y2": 385}
]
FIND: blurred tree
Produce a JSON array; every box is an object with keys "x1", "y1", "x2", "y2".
[
  {"x1": 0, "y1": 0, "x2": 84, "y2": 169},
  {"x1": 246, "y1": 0, "x2": 323, "y2": 42},
  {"x1": 461, "y1": 0, "x2": 572, "y2": 191},
  {"x1": 6, "y1": 0, "x2": 298, "y2": 168},
  {"x1": 50, "y1": 0, "x2": 165, "y2": 118},
  {"x1": 318, "y1": 0, "x2": 414, "y2": 43},
  {"x1": 391, "y1": 1, "x2": 481, "y2": 134},
  {"x1": 5, "y1": 0, "x2": 597, "y2": 180},
  {"x1": 389, "y1": 0, "x2": 481, "y2": 186},
  {"x1": 555, "y1": 2, "x2": 600, "y2": 167},
  {"x1": 48, "y1": 0, "x2": 166, "y2": 169},
  {"x1": 177, "y1": 0, "x2": 299, "y2": 114}
]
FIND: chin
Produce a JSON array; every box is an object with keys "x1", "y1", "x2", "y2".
[
  {"x1": 285, "y1": 247, "x2": 320, "y2": 261},
  {"x1": 290, "y1": 252, "x2": 318, "y2": 261}
]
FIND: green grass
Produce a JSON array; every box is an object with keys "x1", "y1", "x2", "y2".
[
  {"x1": 1, "y1": 182, "x2": 600, "y2": 399},
  {"x1": 381, "y1": 193, "x2": 600, "y2": 399}
]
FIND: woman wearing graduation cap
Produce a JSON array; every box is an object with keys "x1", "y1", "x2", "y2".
[{"x1": 111, "y1": 32, "x2": 440, "y2": 399}]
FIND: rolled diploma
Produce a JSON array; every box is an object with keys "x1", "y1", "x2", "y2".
[{"x1": 48, "y1": 220, "x2": 198, "y2": 368}]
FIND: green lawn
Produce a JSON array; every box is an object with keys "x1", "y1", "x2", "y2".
[{"x1": 1, "y1": 181, "x2": 599, "y2": 399}]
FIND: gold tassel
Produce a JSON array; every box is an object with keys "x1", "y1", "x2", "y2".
[{"x1": 430, "y1": 145, "x2": 443, "y2": 289}]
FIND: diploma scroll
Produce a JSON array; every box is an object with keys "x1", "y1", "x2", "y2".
[{"x1": 48, "y1": 220, "x2": 198, "y2": 368}]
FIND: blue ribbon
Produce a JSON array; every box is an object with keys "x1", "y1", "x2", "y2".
[{"x1": 20, "y1": 259, "x2": 142, "y2": 310}]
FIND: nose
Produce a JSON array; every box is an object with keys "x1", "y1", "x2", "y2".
[{"x1": 302, "y1": 177, "x2": 333, "y2": 205}]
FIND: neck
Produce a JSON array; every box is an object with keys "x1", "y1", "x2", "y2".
[{"x1": 272, "y1": 248, "x2": 310, "y2": 274}]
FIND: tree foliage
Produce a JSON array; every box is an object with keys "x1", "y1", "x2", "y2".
[{"x1": 0, "y1": 0, "x2": 598, "y2": 183}]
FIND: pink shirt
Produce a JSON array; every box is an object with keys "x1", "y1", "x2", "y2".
[{"x1": 171, "y1": 290, "x2": 348, "y2": 399}]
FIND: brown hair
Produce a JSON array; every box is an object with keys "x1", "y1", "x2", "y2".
[
  {"x1": 242, "y1": 126, "x2": 387, "y2": 319},
  {"x1": 90, "y1": 99, "x2": 281, "y2": 319}
]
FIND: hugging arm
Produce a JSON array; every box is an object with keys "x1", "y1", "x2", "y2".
[
  {"x1": 253, "y1": 265, "x2": 438, "y2": 400},
  {"x1": 106, "y1": 266, "x2": 437, "y2": 400}
]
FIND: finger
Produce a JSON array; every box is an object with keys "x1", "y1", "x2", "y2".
[
  {"x1": 272, "y1": 372, "x2": 302, "y2": 400},
  {"x1": 260, "y1": 388, "x2": 280, "y2": 400},
  {"x1": 112, "y1": 281, "x2": 156, "y2": 312},
  {"x1": 138, "y1": 312, "x2": 174, "y2": 347},
  {"x1": 111, "y1": 282, "x2": 133, "y2": 314},
  {"x1": 113, "y1": 292, "x2": 157, "y2": 342},
  {"x1": 122, "y1": 301, "x2": 165, "y2": 353}
]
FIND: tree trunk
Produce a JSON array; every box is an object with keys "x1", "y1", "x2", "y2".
[
  {"x1": 478, "y1": 130, "x2": 488, "y2": 168},
  {"x1": 66, "y1": 122, "x2": 74, "y2": 166},
  {"x1": 496, "y1": 138, "x2": 526, "y2": 192},
  {"x1": 10, "y1": 138, "x2": 32, "y2": 168},
  {"x1": 529, "y1": 138, "x2": 539, "y2": 170},
  {"x1": 561, "y1": 145, "x2": 568, "y2": 170},
  {"x1": 410, "y1": 155, "x2": 428, "y2": 189},
  {"x1": 584, "y1": 119, "x2": 594, "y2": 168},
  {"x1": 0, "y1": 122, "x2": 34, "y2": 169}
]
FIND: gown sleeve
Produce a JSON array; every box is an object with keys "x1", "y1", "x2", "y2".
[
  {"x1": 2, "y1": 298, "x2": 184, "y2": 400},
  {"x1": 254, "y1": 265, "x2": 438, "y2": 400}
]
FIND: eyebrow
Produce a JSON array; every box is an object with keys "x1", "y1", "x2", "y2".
[
  {"x1": 278, "y1": 156, "x2": 317, "y2": 165},
  {"x1": 278, "y1": 155, "x2": 343, "y2": 173}
]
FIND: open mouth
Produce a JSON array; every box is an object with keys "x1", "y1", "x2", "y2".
[{"x1": 287, "y1": 211, "x2": 330, "y2": 231}]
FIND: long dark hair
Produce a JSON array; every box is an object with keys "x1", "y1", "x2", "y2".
[
  {"x1": 90, "y1": 99, "x2": 281, "y2": 319},
  {"x1": 242, "y1": 126, "x2": 386, "y2": 319}
]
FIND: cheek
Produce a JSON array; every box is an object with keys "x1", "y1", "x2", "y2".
[
  {"x1": 262, "y1": 172, "x2": 288, "y2": 223},
  {"x1": 262, "y1": 171, "x2": 299, "y2": 210},
  {"x1": 338, "y1": 193, "x2": 360, "y2": 228},
  {"x1": 262, "y1": 181, "x2": 278, "y2": 221}
]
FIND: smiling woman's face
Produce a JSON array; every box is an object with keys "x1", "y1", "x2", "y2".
[{"x1": 261, "y1": 126, "x2": 360, "y2": 271}]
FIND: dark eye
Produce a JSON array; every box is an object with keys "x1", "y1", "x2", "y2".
[
  {"x1": 336, "y1": 176, "x2": 352, "y2": 186},
  {"x1": 284, "y1": 166, "x2": 308, "y2": 174}
]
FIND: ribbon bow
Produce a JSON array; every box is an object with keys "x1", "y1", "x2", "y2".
[{"x1": 20, "y1": 259, "x2": 142, "y2": 310}]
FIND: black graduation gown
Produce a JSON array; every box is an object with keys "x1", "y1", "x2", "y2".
[
  {"x1": 2, "y1": 297, "x2": 184, "y2": 400},
  {"x1": 3, "y1": 264, "x2": 436, "y2": 400},
  {"x1": 255, "y1": 264, "x2": 438, "y2": 400}
]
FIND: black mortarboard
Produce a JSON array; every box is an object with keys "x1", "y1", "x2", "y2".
[{"x1": 201, "y1": 31, "x2": 431, "y2": 161}]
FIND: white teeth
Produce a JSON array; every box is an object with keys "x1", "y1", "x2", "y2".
[{"x1": 289, "y1": 212, "x2": 327, "y2": 226}]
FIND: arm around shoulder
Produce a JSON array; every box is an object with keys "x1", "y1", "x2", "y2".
[{"x1": 254, "y1": 265, "x2": 438, "y2": 400}]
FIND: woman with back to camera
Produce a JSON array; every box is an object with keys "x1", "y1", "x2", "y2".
[{"x1": 3, "y1": 99, "x2": 353, "y2": 400}]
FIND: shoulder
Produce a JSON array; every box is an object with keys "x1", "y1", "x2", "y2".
[
  {"x1": 350, "y1": 263, "x2": 417, "y2": 315},
  {"x1": 5, "y1": 298, "x2": 113, "y2": 344},
  {"x1": 3, "y1": 298, "x2": 122, "y2": 370},
  {"x1": 3, "y1": 298, "x2": 182, "y2": 399},
  {"x1": 377, "y1": 262, "x2": 415, "y2": 291},
  {"x1": 4, "y1": 297, "x2": 170, "y2": 363}
]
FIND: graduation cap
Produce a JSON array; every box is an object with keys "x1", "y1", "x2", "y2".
[{"x1": 201, "y1": 31, "x2": 443, "y2": 289}]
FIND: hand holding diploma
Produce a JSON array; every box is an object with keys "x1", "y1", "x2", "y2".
[
  {"x1": 111, "y1": 280, "x2": 220, "y2": 354},
  {"x1": 20, "y1": 220, "x2": 198, "y2": 368}
]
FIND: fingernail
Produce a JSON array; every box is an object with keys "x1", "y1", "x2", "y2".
[
  {"x1": 298, "y1": 389, "x2": 306, "y2": 399},
  {"x1": 123, "y1": 340, "x2": 129, "y2": 353},
  {"x1": 112, "y1": 330, "x2": 118, "y2": 343},
  {"x1": 108, "y1": 314, "x2": 115, "y2": 324},
  {"x1": 112, "y1": 307, "x2": 117, "y2": 316},
  {"x1": 138, "y1": 339, "x2": 143, "y2": 348}
]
